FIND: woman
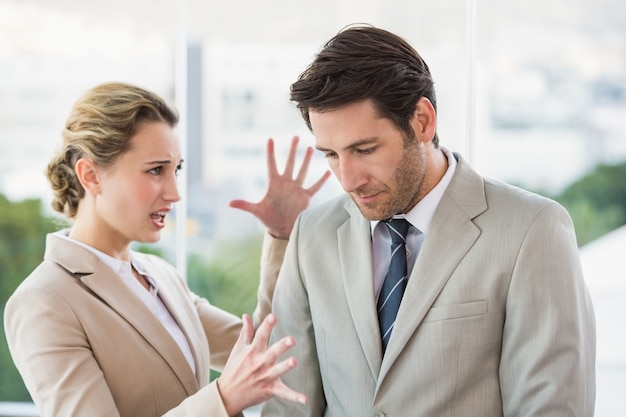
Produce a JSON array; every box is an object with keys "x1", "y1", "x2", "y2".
[{"x1": 4, "y1": 82, "x2": 328, "y2": 417}]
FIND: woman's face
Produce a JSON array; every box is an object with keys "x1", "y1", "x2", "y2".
[{"x1": 93, "y1": 121, "x2": 182, "y2": 249}]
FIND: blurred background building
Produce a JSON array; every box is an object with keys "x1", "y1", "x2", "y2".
[
  {"x1": 2, "y1": 0, "x2": 625, "y2": 234},
  {"x1": 1, "y1": 0, "x2": 625, "y2": 415}
]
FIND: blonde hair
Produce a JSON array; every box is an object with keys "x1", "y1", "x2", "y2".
[{"x1": 46, "y1": 82, "x2": 179, "y2": 218}]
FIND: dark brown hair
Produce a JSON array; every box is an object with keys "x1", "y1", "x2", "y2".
[{"x1": 291, "y1": 24, "x2": 439, "y2": 146}]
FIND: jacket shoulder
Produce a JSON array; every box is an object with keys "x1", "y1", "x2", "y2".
[
  {"x1": 484, "y1": 177, "x2": 566, "y2": 214},
  {"x1": 299, "y1": 194, "x2": 354, "y2": 227}
]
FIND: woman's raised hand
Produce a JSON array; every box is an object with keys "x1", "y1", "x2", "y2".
[{"x1": 229, "y1": 136, "x2": 331, "y2": 239}]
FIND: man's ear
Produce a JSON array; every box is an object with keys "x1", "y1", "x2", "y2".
[
  {"x1": 74, "y1": 158, "x2": 101, "y2": 195},
  {"x1": 411, "y1": 97, "x2": 437, "y2": 143}
]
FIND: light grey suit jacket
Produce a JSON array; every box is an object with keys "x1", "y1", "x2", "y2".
[
  {"x1": 263, "y1": 154, "x2": 596, "y2": 417},
  {"x1": 4, "y1": 232, "x2": 286, "y2": 417}
]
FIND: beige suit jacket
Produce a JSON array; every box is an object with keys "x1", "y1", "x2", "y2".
[
  {"x1": 263, "y1": 154, "x2": 596, "y2": 417},
  {"x1": 4, "y1": 232, "x2": 287, "y2": 417}
]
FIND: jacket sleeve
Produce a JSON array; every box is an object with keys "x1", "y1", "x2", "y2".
[
  {"x1": 162, "y1": 380, "x2": 240, "y2": 417},
  {"x1": 4, "y1": 285, "x2": 123, "y2": 417},
  {"x1": 499, "y1": 202, "x2": 596, "y2": 416},
  {"x1": 252, "y1": 233, "x2": 289, "y2": 327}
]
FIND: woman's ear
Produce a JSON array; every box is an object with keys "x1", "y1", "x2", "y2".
[
  {"x1": 74, "y1": 158, "x2": 101, "y2": 195},
  {"x1": 411, "y1": 97, "x2": 437, "y2": 143}
]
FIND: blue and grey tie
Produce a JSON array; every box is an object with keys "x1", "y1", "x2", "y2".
[{"x1": 377, "y1": 218, "x2": 411, "y2": 353}]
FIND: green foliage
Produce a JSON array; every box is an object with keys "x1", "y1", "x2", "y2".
[
  {"x1": 559, "y1": 162, "x2": 626, "y2": 211},
  {"x1": 551, "y1": 161, "x2": 626, "y2": 246},
  {"x1": 558, "y1": 199, "x2": 623, "y2": 246},
  {"x1": 0, "y1": 195, "x2": 63, "y2": 305},
  {"x1": 185, "y1": 236, "x2": 263, "y2": 382},
  {"x1": 186, "y1": 235, "x2": 263, "y2": 318},
  {"x1": 0, "y1": 194, "x2": 65, "y2": 401}
]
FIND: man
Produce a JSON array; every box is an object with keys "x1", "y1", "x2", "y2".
[{"x1": 262, "y1": 25, "x2": 596, "y2": 416}]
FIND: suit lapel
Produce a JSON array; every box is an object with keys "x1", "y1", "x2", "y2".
[
  {"x1": 46, "y1": 234, "x2": 200, "y2": 395},
  {"x1": 378, "y1": 155, "x2": 488, "y2": 382},
  {"x1": 338, "y1": 201, "x2": 383, "y2": 379}
]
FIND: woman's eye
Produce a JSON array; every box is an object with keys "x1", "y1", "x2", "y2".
[{"x1": 149, "y1": 167, "x2": 162, "y2": 175}]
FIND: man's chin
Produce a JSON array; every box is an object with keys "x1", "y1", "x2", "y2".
[{"x1": 353, "y1": 201, "x2": 391, "y2": 221}]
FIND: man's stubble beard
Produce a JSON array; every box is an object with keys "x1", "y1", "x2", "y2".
[{"x1": 352, "y1": 140, "x2": 426, "y2": 221}]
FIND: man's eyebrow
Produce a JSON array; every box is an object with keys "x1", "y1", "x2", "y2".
[{"x1": 315, "y1": 137, "x2": 379, "y2": 153}]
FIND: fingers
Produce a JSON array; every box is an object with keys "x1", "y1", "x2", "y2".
[
  {"x1": 228, "y1": 199, "x2": 257, "y2": 213},
  {"x1": 307, "y1": 170, "x2": 332, "y2": 196},
  {"x1": 269, "y1": 380, "x2": 308, "y2": 405},
  {"x1": 219, "y1": 312, "x2": 307, "y2": 414},
  {"x1": 263, "y1": 336, "x2": 297, "y2": 371},
  {"x1": 267, "y1": 136, "x2": 326, "y2": 189},
  {"x1": 282, "y1": 136, "x2": 300, "y2": 178},
  {"x1": 261, "y1": 338, "x2": 308, "y2": 405},
  {"x1": 239, "y1": 314, "x2": 254, "y2": 345},
  {"x1": 251, "y1": 315, "x2": 297, "y2": 371},
  {"x1": 251, "y1": 313, "x2": 277, "y2": 348},
  {"x1": 266, "y1": 138, "x2": 279, "y2": 177},
  {"x1": 295, "y1": 145, "x2": 314, "y2": 184}
]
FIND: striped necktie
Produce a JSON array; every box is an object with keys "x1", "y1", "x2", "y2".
[{"x1": 377, "y1": 218, "x2": 411, "y2": 353}]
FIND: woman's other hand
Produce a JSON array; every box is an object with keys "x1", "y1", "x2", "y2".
[{"x1": 216, "y1": 313, "x2": 307, "y2": 415}]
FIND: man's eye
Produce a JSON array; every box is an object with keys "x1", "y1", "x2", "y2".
[{"x1": 357, "y1": 147, "x2": 375, "y2": 155}]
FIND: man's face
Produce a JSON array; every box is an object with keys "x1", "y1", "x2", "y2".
[{"x1": 311, "y1": 100, "x2": 428, "y2": 220}]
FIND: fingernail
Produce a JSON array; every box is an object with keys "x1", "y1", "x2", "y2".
[{"x1": 285, "y1": 337, "x2": 294, "y2": 347}]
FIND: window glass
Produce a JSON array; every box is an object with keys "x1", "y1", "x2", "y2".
[{"x1": 1, "y1": 1, "x2": 624, "y2": 414}]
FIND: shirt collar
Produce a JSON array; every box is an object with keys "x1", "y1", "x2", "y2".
[{"x1": 55, "y1": 230, "x2": 157, "y2": 289}]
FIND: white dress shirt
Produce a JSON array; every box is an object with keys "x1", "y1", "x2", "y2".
[{"x1": 371, "y1": 147, "x2": 457, "y2": 300}]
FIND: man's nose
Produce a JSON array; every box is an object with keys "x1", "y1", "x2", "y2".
[{"x1": 337, "y1": 157, "x2": 367, "y2": 193}]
